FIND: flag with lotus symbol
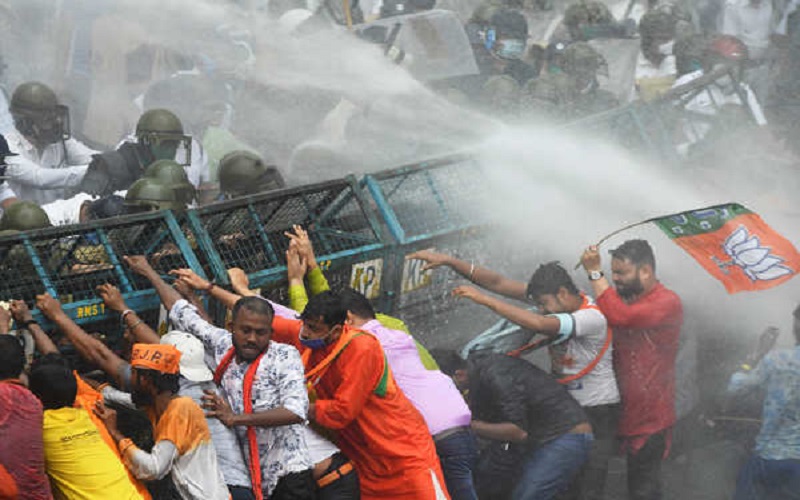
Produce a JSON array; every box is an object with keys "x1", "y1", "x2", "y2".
[{"x1": 653, "y1": 203, "x2": 800, "y2": 293}]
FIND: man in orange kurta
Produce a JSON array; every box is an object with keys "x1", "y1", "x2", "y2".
[{"x1": 271, "y1": 291, "x2": 450, "y2": 500}]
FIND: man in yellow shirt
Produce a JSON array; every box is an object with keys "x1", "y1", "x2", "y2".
[{"x1": 28, "y1": 357, "x2": 145, "y2": 500}]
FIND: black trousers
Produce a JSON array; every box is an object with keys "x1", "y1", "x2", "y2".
[
  {"x1": 627, "y1": 430, "x2": 667, "y2": 500},
  {"x1": 271, "y1": 469, "x2": 318, "y2": 500},
  {"x1": 317, "y1": 452, "x2": 361, "y2": 500}
]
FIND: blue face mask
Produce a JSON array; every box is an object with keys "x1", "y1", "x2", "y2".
[
  {"x1": 495, "y1": 39, "x2": 526, "y2": 60},
  {"x1": 299, "y1": 336, "x2": 328, "y2": 350}
]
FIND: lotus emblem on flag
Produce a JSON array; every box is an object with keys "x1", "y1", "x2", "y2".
[{"x1": 715, "y1": 225, "x2": 794, "y2": 281}]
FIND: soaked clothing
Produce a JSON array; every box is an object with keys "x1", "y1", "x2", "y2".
[
  {"x1": 467, "y1": 353, "x2": 587, "y2": 449},
  {"x1": 120, "y1": 397, "x2": 229, "y2": 500},
  {"x1": 169, "y1": 300, "x2": 313, "y2": 497},
  {"x1": 596, "y1": 283, "x2": 681, "y2": 444},
  {"x1": 271, "y1": 318, "x2": 449, "y2": 500},
  {"x1": 729, "y1": 346, "x2": 800, "y2": 460},
  {"x1": 42, "y1": 407, "x2": 144, "y2": 499},
  {"x1": 4, "y1": 130, "x2": 96, "y2": 206},
  {"x1": 0, "y1": 380, "x2": 52, "y2": 500}
]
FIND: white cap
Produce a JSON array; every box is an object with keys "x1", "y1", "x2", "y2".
[{"x1": 160, "y1": 330, "x2": 213, "y2": 382}]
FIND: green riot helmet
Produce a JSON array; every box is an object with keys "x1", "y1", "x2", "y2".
[
  {"x1": 218, "y1": 150, "x2": 285, "y2": 198},
  {"x1": 9, "y1": 82, "x2": 71, "y2": 147},
  {"x1": 135, "y1": 109, "x2": 192, "y2": 166},
  {"x1": 124, "y1": 178, "x2": 186, "y2": 213},
  {"x1": 0, "y1": 201, "x2": 52, "y2": 231},
  {"x1": 562, "y1": 42, "x2": 608, "y2": 88},
  {"x1": 144, "y1": 159, "x2": 196, "y2": 205},
  {"x1": 639, "y1": 10, "x2": 676, "y2": 53}
]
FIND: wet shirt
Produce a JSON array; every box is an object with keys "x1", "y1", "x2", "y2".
[
  {"x1": 169, "y1": 299, "x2": 312, "y2": 496},
  {"x1": 0, "y1": 380, "x2": 52, "y2": 500},
  {"x1": 5, "y1": 130, "x2": 96, "y2": 206},
  {"x1": 596, "y1": 283, "x2": 682, "y2": 438},
  {"x1": 42, "y1": 407, "x2": 144, "y2": 500},
  {"x1": 467, "y1": 353, "x2": 587, "y2": 449},
  {"x1": 360, "y1": 319, "x2": 471, "y2": 435},
  {"x1": 121, "y1": 397, "x2": 229, "y2": 500},
  {"x1": 548, "y1": 295, "x2": 620, "y2": 407},
  {"x1": 728, "y1": 346, "x2": 800, "y2": 460},
  {"x1": 270, "y1": 318, "x2": 448, "y2": 499}
]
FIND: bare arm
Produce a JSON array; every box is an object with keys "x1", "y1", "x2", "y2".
[
  {"x1": 171, "y1": 268, "x2": 242, "y2": 310},
  {"x1": 407, "y1": 249, "x2": 527, "y2": 300},
  {"x1": 10, "y1": 300, "x2": 58, "y2": 355},
  {"x1": 36, "y1": 293, "x2": 126, "y2": 385},
  {"x1": 580, "y1": 246, "x2": 611, "y2": 297},
  {"x1": 124, "y1": 256, "x2": 182, "y2": 311},
  {"x1": 97, "y1": 283, "x2": 160, "y2": 344},
  {"x1": 453, "y1": 286, "x2": 561, "y2": 336},
  {"x1": 202, "y1": 390, "x2": 304, "y2": 428}
]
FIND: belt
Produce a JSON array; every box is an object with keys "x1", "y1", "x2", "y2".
[
  {"x1": 433, "y1": 425, "x2": 470, "y2": 443},
  {"x1": 316, "y1": 461, "x2": 354, "y2": 488}
]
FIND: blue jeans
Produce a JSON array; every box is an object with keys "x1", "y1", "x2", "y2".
[
  {"x1": 435, "y1": 428, "x2": 479, "y2": 500},
  {"x1": 734, "y1": 455, "x2": 800, "y2": 500},
  {"x1": 511, "y1": 433, "x2": 593, "y2": 500}
]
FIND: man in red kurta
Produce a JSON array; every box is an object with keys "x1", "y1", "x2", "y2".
[
  {"x1": 582, "y1": 240, "x2": 682, "y2": 500},
  {"x1": 271, "y1": 291, "x2": 450, "y2": 500}
]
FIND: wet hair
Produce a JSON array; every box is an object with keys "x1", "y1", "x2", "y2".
[
  {"x1": 429, "y1": 349, "x2": 467, "y2": 377},
  {"x1": 299, "y1": 291, "x2": 347, "y2": 328},
  {"x1": 135, "y1": 368, "x2": 180, "y2": 395},
  {"x1": 29, "y1": 361, "x2": 77, "y2": 410},
  {"x1": 232, "y1": 296, "x2": 275, "y2": 322},
  {"x1": 338, "y1": 288, "x2": 376, "y2": 320},
  {"x1": 0, "y1": 335, "x2": 25, "y2": 380},
  {"x1": 526, "y1": 261, "x2": 579, "y2": 299},
  {"x1": 610, "y1": 239, "x2": 656, "y2": 272}
]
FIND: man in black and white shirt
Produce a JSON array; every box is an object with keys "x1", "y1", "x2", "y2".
[{"x1": 127, "y1": 255, "x2": 315, "y2": 500}]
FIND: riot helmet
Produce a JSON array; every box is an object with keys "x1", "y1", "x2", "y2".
[
  {"x1": 562, "y1": 42, "x2": 608, "y2": 89},
  {"x1": 144, "y1": 159, "x2": 196, "y2": 205},
  {"x1": 124, "y1": 178, "x2": 186, "y2": 213},
  {"x1": 218, "y1": 150, "x2": 285, "y2": 198},
  {"x1": 135, "y1": 109, "x2": 192, "y2": 166},
  {"x1": 639, "y1": 10, "x2": 676, "y2": 56},
  {"x1": 9, "y1": 82, "x2": 71, "y2": 147},
  {"x1": 0, "y1": 201, "x2": 52, "y2": 231},
  {"x1": 83, "y1": 195, "x2": 127, "y2": 222}
]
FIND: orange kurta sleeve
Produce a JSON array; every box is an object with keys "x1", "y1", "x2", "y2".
[
  {"x1": 314, "y1": 335, "x2": 384, "y2": 430},
  {"x1": 271, "y1": 315, "x2": 303, "y2": 349}
]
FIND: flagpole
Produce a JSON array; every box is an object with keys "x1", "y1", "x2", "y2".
[{"x1": 573, "y1": 202, "x2": 737, "y2": 270}]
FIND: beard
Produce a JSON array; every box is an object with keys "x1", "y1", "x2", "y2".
[
  {"x1": 616, "y1": 279, "x2": 644, "y2": 300},
  {"x1": 131, "y1": 388, "x2": 154, "y2": 408}
]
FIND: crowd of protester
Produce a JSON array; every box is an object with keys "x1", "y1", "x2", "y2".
[{"x1": 0, "y1": 0, "x2": 799, "y2": 499}]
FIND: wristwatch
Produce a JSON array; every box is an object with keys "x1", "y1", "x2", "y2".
[{"x1": 588, "y1": 270, "x2": 604, "y2": 281}]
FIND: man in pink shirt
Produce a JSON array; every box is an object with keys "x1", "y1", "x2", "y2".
[
  {"x1": 582, "y1": 239, "x2": 682, "y2": 500},
  {"x1": 337, "y1": 289, "x2": 478, "y2": 500}
]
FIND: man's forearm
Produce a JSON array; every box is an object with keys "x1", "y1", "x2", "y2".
[
  {"x1": 27, "y1": 323, "x2": 59, "y2": 355},
  {"x1": 470, "y1": 420, "x2": 528, "y2": 443},
  {"x1": 209, "y1": 285, "x2": 242, "y2": 310},
  {"x1": 142, "y1": 269, "x2": 182, "y2": 311},
  {"x1": 229, "y1": 407, "x2": 304, "y2": 428},
  {"x1": 448, "y1": 256, "x2": 527, "y2": 300},
  {"x1": 478, "y1": 296, "x2": 559, "y2": 336}
]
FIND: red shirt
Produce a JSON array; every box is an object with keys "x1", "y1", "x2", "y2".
[
  {"x1": 596, "y1": 282, "x2": 682, "y2": 439},
  {"x1": 271, "y1": 318, "x2": 449, "y2": 500},
  {"x1": 0, "y1": 380, "x2": 52, "y2": 500}
]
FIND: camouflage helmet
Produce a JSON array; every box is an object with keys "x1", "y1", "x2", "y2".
[
  {"x1": 0, "y1": 201, "x2": 52, "y2": 231},
  {"x1": 562, "y1": 42, "x2": 608, "y2": 77},
  {"x1": 124, "y1": 178, "x2": 186, "y2": 212},
  {"x1": 564, "y1": 1, "x2": 613, "y2": 40},
  {"x1": 481, "y1": 74, "x2": 521, "y2": 113},
  {"x1": 489, "y1": 8, "x2": 529, "y2": 40},
  {"x1": 144, "y1": 159, "x2": 196, "y2": 204},
  {"x1": 9, "y1": 82, "x2": 70, "y2": 145},
  {"x1": 135, "y1": 109, "x2": 192, "y2": 165},
  {"x1": 218, "y1": 150, "x2": 285, "y2": 198}
]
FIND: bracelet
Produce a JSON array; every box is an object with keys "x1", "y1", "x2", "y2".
[
  {"x1": 468, "y1": 261, "x2": 476, "y2": 281},
  {"x1": 20, "y1": 319, "x2": 38, "y2": 329},
  {"x1": 120, "y1": 309, "x2": 135, "y2": 323},
  {"x1": 127, "y1": 319, "x2": 144, "y2": 330},
  {"x1": 205, "y1": 281, "x2": 215, "y2": 292}
]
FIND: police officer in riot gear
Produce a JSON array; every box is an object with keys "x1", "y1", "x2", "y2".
[
  {"x1": 123, "y1": 177, "x2": 187, "y2": 213},
  {"x1": 4, "y1": 82, "x2": 97, "y2": 206},
  {"x1": 218, "y1": 150, "x2": 285, "y2": 199},
  {"x1": 144, "y1": 159, "x2": 196, "y2": 206},
  {"x1": 80, "y1": 109, "x2": 193, "y2": 196},
  {"x1": 0, "y1": 134, "x2": 18, "y2": 209},
  {"x1": 0, "y1": 200, "x2": 52, "y2": 231}
]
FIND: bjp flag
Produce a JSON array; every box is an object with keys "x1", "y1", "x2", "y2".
[{"x1": 652, "y1": 203, "x2": 800, "y2": 294}]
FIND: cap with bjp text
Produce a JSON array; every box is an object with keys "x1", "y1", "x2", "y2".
[{"x1": 131, "y1": 343, "x2": 181, "y2": 374}]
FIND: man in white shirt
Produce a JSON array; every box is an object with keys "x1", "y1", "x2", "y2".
[
  {"x1": 631, "y1": 10, "x2": 678, "y2": 102},
  {"x1": 722, "y1": 0, "x2": 774, "y2": 60},
  {"x1": 5, "y1": 82, "x2": 97, "y2": 206}
]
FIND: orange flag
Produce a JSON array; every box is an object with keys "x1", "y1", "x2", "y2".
[{"x1": 653, "y1": 203, "x2": 800, "y2": 293}]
